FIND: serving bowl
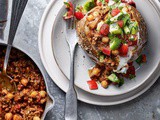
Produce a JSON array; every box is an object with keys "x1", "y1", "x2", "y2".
[{"x1": 0, "y1": 42, "x2": 54, "y2": 120}]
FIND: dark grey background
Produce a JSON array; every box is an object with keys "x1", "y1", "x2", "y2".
[{"x1": 1, "y1": 0, "x2": 160, "y2": 120}]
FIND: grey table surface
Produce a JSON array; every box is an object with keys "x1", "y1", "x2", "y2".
[{"x1": 1, "y1": 0, "x2": 160, "y2": 120}]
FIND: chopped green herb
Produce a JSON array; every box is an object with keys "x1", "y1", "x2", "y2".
[
  {"x1": 136, "y1": 55, "x2": 143, "y2": 65},
  {"x1": 129, "y1": 74, "x2": 136, "y2": 79},
  {"x1": 64, "y1": 2, "x2": 70, "y2": 8},
  {"x1": 118, "y1": 78, "x2": 124, "y2": 87}
]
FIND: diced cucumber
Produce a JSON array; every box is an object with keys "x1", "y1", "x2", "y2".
[
  {"x1": 113, "y1": 0, "x2": 120, "y2": 2},
  {"x1": 110, "y1": 23, "x2": 123, "y2": 35},
  {"x1": 118, "y1": 3, "x2": 126, "y2": 9},
  {"x1": 105, "y1": 12, "x2": 112, "y2": 24},
  {"x1": 109, "y1": 1, "x2": 120, "y2": 8},
  {"x1": 109, "y1": 37, "x2": 121, "y2": 50},
  {"x1": 124, "y1": 26, "x2": 130, "y2": 34},
  {"x1": 105, "y1": 18, "x2": 111, "y2": 24},
  {"x1": 110, "y1": 12, "x2": 123, "y2": 22},
  {"x1": 108, "y1": 0, "x2": 116, "y2": 6},
  {"x1": 131, "y1": 27, "x2": 138, "y2": 34},
  {"x1": 122, "y1": 14, "x2": 130, "y2": 26},
  {"x1": 108, "y1": 74, "x2": 120, "y2": 83},
  {"x1": 108, "y1": 33, "x2": 115, "y2": 40},
  {"x1": 84, "y1": 0, "x2": 96, "y2": 12},
  {"x1": 97, "y1": 21, "x2": 104, "y2": 31},
  {"x1": 127, "y1": 21, "x2": 139, "y2": 34},
  {"x1": 129, "y1": 21, "x2": 138, "y2": 29}
]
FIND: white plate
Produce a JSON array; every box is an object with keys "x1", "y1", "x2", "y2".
[{"x1": 38, "y1": 0, "x2": 160, "y2": 105}]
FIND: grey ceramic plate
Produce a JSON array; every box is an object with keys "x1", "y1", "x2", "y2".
[
  {"x1": 0, "y1": 42, "x2": 54, "y2": 120},
  {"x1": 39, "y1": 0, "x2": 160, "y2": 105}
]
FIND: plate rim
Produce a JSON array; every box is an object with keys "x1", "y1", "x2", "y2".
[{"x1": 38, "y1": 0, "x2": 160, "y2": 105}]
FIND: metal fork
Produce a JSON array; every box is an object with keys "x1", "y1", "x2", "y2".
[{"x1": 64, "y1": 1, "x2": 78, "y2": 120}]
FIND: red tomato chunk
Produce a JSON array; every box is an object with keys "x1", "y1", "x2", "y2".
[
  {"x1": 119, "y1": 44, "x2": 129, "y2": 56},
  {"x1": 87, "y1": 80, "x2": 98, "y2": 90},
  {"x1": 102, "y1": 47, "x2": 111, "y2": 56},
  {"x1": 100, "y1": 24, "x2": 110, "y2": 36},
  {"x1": 74, "y1": 12, "x2": 84, "y2": 20},
  {"x1": 117, "y1": 20, "x2": 124, "y2": 28},
  {"x1": 111, "y1": 8, "x2": 121, "y2": 17}
]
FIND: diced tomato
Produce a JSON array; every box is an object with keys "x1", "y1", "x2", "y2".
[
  {"x1": 128, "y1": 0, "x2": 136, "y2": 8},
  {"x1": 111, "y1": 8, "x2": 121, "y2": 17},
  {"x1": 121, "y1": 0, "x2": 126, "y2": 3},
  {"x1": 127, "y1": 66, "x2": 136, "y2": 75},
  {"x1": 74, "y1": 12, "x2": 84, "y2": 20},
  {"x1": 63, "y1": 2, "x2": 74, "y2": 20},
  {"x1": 100, "y1": 24, "x2": 109, "y2": 36},
  {"x1": 64, "y1": 2, "x2": 73, "y2": 10},
  {"x1": 105, "y1": 0, "x2": 109, "y2": 2},
  {"x1": 123, "y1": 65, "x2": 136, "y2": 78},
  {"x1": 128, "y1": 62, "x2": 133, "y2": 66},
  {"x1": 117, "y1": 20, "x2": 124, "y2": 28},
  {"x1": 87, "y1": 80, "x2": 98, "y2": 90},
  {"x1": 68, "y1": 2, "x2": 73, "y2": 10},
  {"x1": 63, "y1": 10, "x2": 74, "y2": 19},
  {"x1": 142, "y1": 54, "x2": 147, "y2": 63},
  {"x1": 102, "y1": 47, "x2": 111, "y2": 56},
  {"x1": 68, "y1": 10, "x2": 73, "y2": 16},
  {"x1": 128, "y1": 40, "x2": 137, "y2": 46},
  {"x1": 121, "y1": 0, "x2": 136, "y2": 8},
  {"x1": 119, "y1": 44, "x2": 128, "y2": 56}
]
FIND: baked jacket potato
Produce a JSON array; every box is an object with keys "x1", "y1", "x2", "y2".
[{"x1": 76, "y1": 1, "x2": 147, "y2": 74}]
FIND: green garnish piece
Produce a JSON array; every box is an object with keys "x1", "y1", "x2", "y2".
[
  {"x1": 113, "y1": 0, "x2": 120, "y2": 2},
  {"x1": 108, "y1": 74, "x2": 120, "y2": 83},
  {"x1": 124, "y1": 26, "x2": 130, "y2": 34},
  {"x1": 129, "y1": 21, "x2": 139, "y2": 34},
  {"x1": 84, "y1": 0, "x2": 96, "y2": 12},
  {"x1": 131, "y1": 27, "x2": 138, "y2": 34},
  {"x1": 109, "y1": 37, "x2": 122, "y2": 50},
  {"x1": 118, "y1": 78, "x2": 124, "y2": 87},
  {"x1": 129, "y1": 74, "x2": 136, "y2": 79},
  {"x1": 110, "y1": 23, "x2": 123, "y2": 35},
  {"x1": 136, "y1": 55, "x2": 143, "y2": 65},
  {"x1": 64, "y1": 2, "x2": 70, "y2": 8},
  {"x1": 110, "y1": 12, "x2": 124, "y2": 22},
  {"x1": 122, "y1": 14, "x2": 130, "y2": 26}
]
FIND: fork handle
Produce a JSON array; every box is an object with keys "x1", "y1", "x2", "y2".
[
  {"x1": 3, "y1": 0, "x2": 28, "y2": 73},
  {"x1": 8, "y1": 0, "x2": 28, "y2": 45},
  {"x1": 65, "y1": 45, "x2": 77, "y2": 120}
]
